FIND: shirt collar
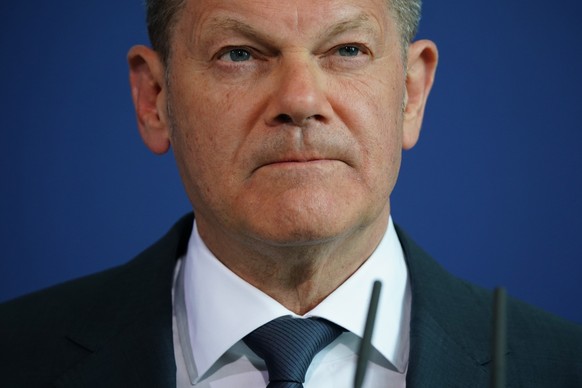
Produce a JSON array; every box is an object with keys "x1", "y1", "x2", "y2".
[
  {"x1": 306, "y1": 216, "x2": 410, "y2": 372},
  {"x1": 182, "y1": 216, "x2": 410, "y2": 379}
]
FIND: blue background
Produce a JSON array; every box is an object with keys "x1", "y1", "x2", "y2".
[{"x1": 1, "y1": 1, "x2": 581, "y2": 323}]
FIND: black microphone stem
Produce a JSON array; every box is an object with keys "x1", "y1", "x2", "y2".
[
  {"x1": 354, "y1": 280, "x2": 382, "y2": 388},
  {"x1": 491, "y1": 287, "x2": 507, "y2": 388}
]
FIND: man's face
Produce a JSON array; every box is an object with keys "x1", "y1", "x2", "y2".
[{"x1": 163, "y1": 0, "x2": 420, "y2": 247}]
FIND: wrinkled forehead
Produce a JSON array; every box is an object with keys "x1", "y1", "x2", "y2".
[{"x1": 173, "y1": 0, "x2": 395, "y2": 44}]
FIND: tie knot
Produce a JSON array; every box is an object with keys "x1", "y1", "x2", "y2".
[{"x1": 244, "y1": 316, "x2": 344, "y2": 387}]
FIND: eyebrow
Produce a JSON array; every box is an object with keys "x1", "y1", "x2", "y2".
[
  {"x1": 205, "y1": 12, "x2": 380, "y2": 46},
  {"x1": 318, "y1": 13, "x2": 379, "y2": 41},
  {"x1": 205, "y1": 17, "x2": 273, "y2": 47}
]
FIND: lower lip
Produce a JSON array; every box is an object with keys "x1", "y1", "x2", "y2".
[
  {"x1": 264, "y1": 159, "x2": 336, "y2": 168},
  {"x1": 254, "y1": 160, "x2": 342, "y2": 175}
]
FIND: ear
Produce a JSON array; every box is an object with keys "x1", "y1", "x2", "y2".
[
  {"x1": 402, "y1": 39, "x2": 438, "y2": 150},
  {"x1": 128, "y1": 45, "x2": 170, "y2": 154}
]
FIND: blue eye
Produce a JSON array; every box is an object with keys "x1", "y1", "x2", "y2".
[
  {"x1": 228, "y1": 49, "x2": 252, "y2": 62},
  {"x1": 338, "y1": 46, "x2": 360, "y2": 57}
]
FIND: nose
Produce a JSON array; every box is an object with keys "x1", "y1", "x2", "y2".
[{"x1": 265, "y1": 56, "x2": 333, "y2": 127}]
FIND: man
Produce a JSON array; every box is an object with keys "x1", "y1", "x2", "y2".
[{"x1": 1, "y1": 0, "x2": 581, "y2": 387}]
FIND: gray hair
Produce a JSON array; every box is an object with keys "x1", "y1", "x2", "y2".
[
  {"x1": 391, "y1": 0, "x2": 422, "y2": 47},
  {"x1": 145, "y1": 0, "x2": 422, "y2": 64}
]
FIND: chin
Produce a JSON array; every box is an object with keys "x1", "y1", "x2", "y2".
[
  {"x1": 231, "y1": 184, "x2": 386, "y2": 246},
  {"x1": 251, "y1": 225, "x2": 349, "y2": 247},
  {"x1": 243, "y1": 205, "x2": 364, "y2": 247}
]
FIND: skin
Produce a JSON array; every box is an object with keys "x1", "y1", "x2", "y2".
[{"x1": 128, "y1": 0, "x2": 437, "y2": 314}]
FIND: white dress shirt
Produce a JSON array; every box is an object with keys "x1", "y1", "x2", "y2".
[{"x1": 172, "y1": 217, "x2": 410, "y2": 387}]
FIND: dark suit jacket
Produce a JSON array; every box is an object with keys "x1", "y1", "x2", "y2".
[{"x1": 1, "y1": 213, "x2": 581, "y2": 387}]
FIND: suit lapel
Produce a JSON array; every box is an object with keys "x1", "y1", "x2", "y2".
[
  {"x1": 395, "y1": 225, "x2": 493, "y2": 387},
  {"x1": 54, "y1": 214, "x2": 194, "y2": 388},
  {"x1": 406, "y1": 309, "x2": 489, "y2": 386},
  {"x1": 55, "y1": 318, "x2": 176, "y2": 388}
]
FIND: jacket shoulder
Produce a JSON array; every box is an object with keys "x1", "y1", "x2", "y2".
[
  {"x1": 505, "y1": 295, "x2": 582, "y2": 386},
  {"x1": 395, "y1": 224, "x2": 582, "y2": 386},
  {"x1": 0, "y1": 213, "x2": 193, "y2": 387}
]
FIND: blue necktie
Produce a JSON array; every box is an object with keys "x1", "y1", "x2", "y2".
[{"x1": 243, "y1": 316, "x2": 344, "y2": 387}]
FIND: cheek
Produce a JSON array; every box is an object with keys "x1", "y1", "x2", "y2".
[
  {"x1": 169, "y1": 80, "x2": 237, "y2": 163},
  {"x1": 331, "y1": 75, "x2": 405, "y2": 185},
  {"x1": 167, "y1": 77, "x2": 267, "y2": 210}
]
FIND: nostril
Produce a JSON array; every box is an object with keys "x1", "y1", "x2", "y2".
[
  {"x1": 273, "y1": 114, "x2": 326, "y2": 126},
  {"x1": 275, "y1": 114, "x2": 293, "y2": 124}
]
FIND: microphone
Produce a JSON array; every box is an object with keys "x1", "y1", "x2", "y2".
[
  {"x1": 491, "y1": 287, "x2": 507, "y2": 388},
  {"x1": 353, "y1": 282, "x2": 508, "y2": 388},
  {"x1": 354, "y1": 280, "x2": 382, "y2": 388}
]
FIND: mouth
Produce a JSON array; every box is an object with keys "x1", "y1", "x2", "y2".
[
  {"x1": 255, "y1": 157, "x2": 340, "y2": 172},
  {"x1": 249, "y1": 130, "x2": 356, "y2": 175},
  {"x1": 265, "y1": 157, "x2": 327, "y2": 165}
]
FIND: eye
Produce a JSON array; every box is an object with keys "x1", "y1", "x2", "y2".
[
  {"x1": 337, "y1": 45, "x2": 361, "y2": 57},
  {"x1": 323, "y1": 43, "x2": 371, "y2": 71},
  {"x1": 220, "y1": 48, "x2": 253, "y2": 62}
]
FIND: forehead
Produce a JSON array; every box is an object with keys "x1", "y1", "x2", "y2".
[{"x1": 175, "y1": 0, "x2": 394, "y2": 43}]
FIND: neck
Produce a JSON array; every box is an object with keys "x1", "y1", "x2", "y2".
[{"x1": 196, "y1": 205, "x2": 390, "y2": 315}]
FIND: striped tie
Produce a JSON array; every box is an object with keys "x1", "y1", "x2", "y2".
[{"x1": 243, "y1": 316, "x2": 344, "y2": 387}]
